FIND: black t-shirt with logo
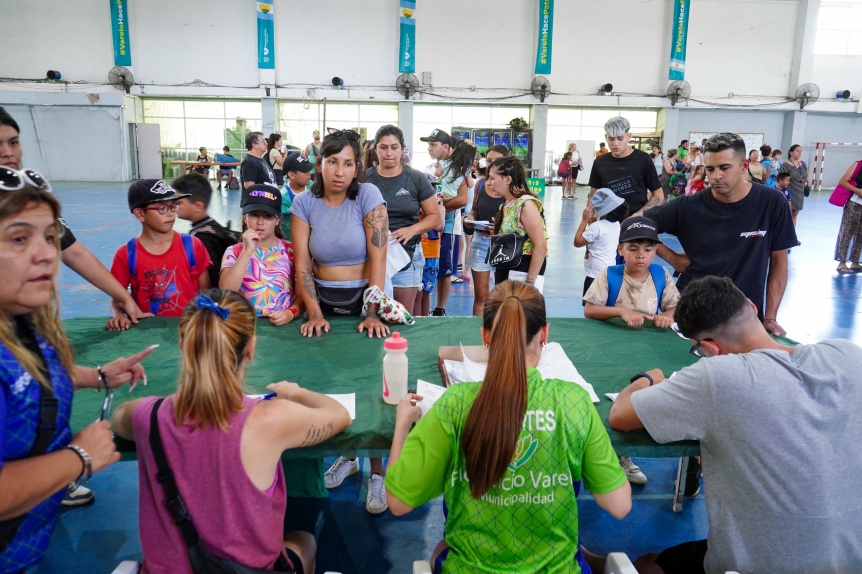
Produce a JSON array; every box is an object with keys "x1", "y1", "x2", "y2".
[
  {"x1": 240, "y1": 154, "x2": 276, "y2": 186},
  {"x1": 644, "y1": 183, "x2": 798, "y2": 318},
  {"x1": 365, "y1": 166, "x2": 434, "y2": 246},
  {"x1": 588, "y1": 149, "x2": 662, "y2": 213}
]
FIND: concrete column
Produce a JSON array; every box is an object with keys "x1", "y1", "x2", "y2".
[
  {"x1": 783, "y1": 111, "x2": 807, "y2": 153},
  {"x1": 261, "y1": 97, "x2": 277, "y2": 134},
  {"x1": 788, "y1": 0, "x2": 820, "y2": 96},
  {"x1": 399, "y1": 101, "x2": 414, "y2": 156},
  {"x1": 530, "y1": 104, "x2": 548, "y2": 178},
  {"x1": 660, "y1": 107, "x2": 680, "y2": 152}
]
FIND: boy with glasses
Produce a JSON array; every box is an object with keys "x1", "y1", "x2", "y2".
[{"x1": 108, "y1": 179, "x2": 212, "y2": 326}]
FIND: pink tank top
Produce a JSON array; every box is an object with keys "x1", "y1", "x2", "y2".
[{"x1": 132, "y1": 395, "x2": 288, "y2": 574}]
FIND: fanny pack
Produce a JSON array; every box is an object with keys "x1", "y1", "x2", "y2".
[{"x1": 316, "y1": 282, "x2": 366, "y2": 317}]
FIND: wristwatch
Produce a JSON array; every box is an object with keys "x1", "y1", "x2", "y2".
[{"x1": 630, "y1": 371, "x2": 654, "y2": 386}]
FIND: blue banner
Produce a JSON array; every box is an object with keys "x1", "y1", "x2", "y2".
[
  {"x1": 110, "y1": 0, "x2": 131, "y2": 66},
  {"x1": 668, "y1": 0, "x2": 689, "y2": 80},
  {"x1": 257, "y1": 1, "x2": 274, "y2": 70},
  {"x1": 399, "y1": 0, "x2": 416, "y2": 73},
  {"x1": 534, "y1": 0, "x2": 553, "y2": 75}
]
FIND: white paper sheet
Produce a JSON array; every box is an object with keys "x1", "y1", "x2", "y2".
[
  {"x1": 460, "y1": 343, "x2": 487, "y2": 382},
  {"x1": 326, "y1": 393, "x2": 356, "y2": 420},
  {"x1": 606, "y1": 393, "x2": 619, "y2": 402},
  {"x1": 416, "y1": 379, "x2": 447, "y2": 417},
  {"x1": 507, "y1": 270, "x2": 545, "y2": 293},
  {"x1": 464, "y1": 219, "x2": 492, "y2": 231},
  {"x1": 386, "y1": 233, "x2": 411, "y2": 279}
]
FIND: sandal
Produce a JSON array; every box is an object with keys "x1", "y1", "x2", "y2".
[{"x1": 837, "y1": 267, "x2": 855, "y2": 274}]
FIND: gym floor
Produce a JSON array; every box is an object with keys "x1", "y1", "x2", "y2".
[{"x1": 36, "y1": 182, "x2": 860, "y2": 573}]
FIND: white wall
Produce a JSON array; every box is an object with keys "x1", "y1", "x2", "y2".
[
  {"x1": 812, "y1": 55, "x2": 862, "y2": 102},
  {"x1": 676, "y1": 109, "x2": 787, "y2": 150}
]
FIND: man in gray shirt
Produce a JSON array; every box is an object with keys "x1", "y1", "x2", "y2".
[{"x1": 609, "y1": 276, "x2": 862, "y2": 574}]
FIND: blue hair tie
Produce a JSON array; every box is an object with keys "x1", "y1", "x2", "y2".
[{"x1": 195, "y1": 295, "x2": 231, "y2": 320}]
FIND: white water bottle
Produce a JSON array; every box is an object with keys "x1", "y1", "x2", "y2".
[{"x1": 383, "y1": 332, "x2": 408, "y2": 405}]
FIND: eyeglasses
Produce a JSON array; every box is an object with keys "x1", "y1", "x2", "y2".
[
  {"x1": 0, "y1": 167, "x2": 52, "y2": 192},
  {"x1": 326, "y1": 128, "x2": 360, "y2": 141},
  {"x1": 256, "y1": 139, "x2": 266, "y2": 145},
  {"x1": 140, "y1": 202, "x2": 180, "y2": 214},
  {"x1": 99, "y1": 388, "x2": 114, "y2": 421},
  {"x1": 689, "y1": 338, "x2": 713, "y2": 358}
]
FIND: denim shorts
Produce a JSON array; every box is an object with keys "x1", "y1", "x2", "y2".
[
  {"x1": 391, "y1": 245, "x2": 425, "y2": 289},
  {"x1": 468, "y1": 233, "x2": 493, "y2": 273}
]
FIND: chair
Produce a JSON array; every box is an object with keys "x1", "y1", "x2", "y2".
[
  {"x1": 110, "y1": 561, "x2": 140, "y2": 574},
  {"x1": 414, "y1": 552, "x2": 638, "y2": 574}
]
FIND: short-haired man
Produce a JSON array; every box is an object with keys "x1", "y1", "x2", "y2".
[
  {"x1": 595, "y1": 142, "x2": 609, "y2": 157},
  {"x1": 304, "y1": 130, "x2": 322, "y2": 174},
  {"x1": 641, "y1": 132, "x2": 797, "y2": 336},
  {"x1": 215, "y1": 146, "x2": 239, "y2": 190},
  {"x1": 609, "y1": 276, "x2": 862, "y2": 574},
  {"x1": 588, "y1": 116, "x2": 664, "y2": 214},
  {"x1": 420, "y1": 129, "x2": 468, "y2": 316},
  {"x1": 241, "y1": 131, "x2": 276, "y2": 189}
]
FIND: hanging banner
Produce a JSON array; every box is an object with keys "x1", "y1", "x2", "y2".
[
  {"x1": 257, "y1": 1, "x2": 275, "y2": 69},
  {"x1": 534, "y1": 0, "x2": 553, "y2": 75},
  {"x1": 668, "y1": 0, "x2": 689, "y2": 80},
  {"x1": 110, "y1": 0, "x2": 131, "y2": 66},
  {"x1": 399, "y1": 0, "x2": 416, "y2": 73}
]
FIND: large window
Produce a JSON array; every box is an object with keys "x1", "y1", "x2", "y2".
[
  {"x1": 815, "y1": 1, "x2": 862, "y2": 55},
  {"x1": 277, "y1": 101, "x2": 399, "y2": 154},
  {"x1": 547, "y1": 108, "x2": 659, "y2": 159}
]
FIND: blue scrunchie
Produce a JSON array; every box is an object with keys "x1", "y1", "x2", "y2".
[{"x1": 195, "y1": 295, "x2": 231, "y2": 320}]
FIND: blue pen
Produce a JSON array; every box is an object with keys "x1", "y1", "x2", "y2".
[{"x1": 262, "y1": 392, "x2": 277, "y2": 400}]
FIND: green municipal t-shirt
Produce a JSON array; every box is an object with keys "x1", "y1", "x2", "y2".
[{"x1": 385, "y1": 368, "x2": 626, "y2": 574}]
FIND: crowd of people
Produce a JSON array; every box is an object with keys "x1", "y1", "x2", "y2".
[{"x1": 2, "y1": 101, "x2": 861, "y2": 574}]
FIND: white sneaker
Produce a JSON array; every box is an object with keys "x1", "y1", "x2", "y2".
[
  {"x1": 366, "y1": 474, "x2": 388, "y2": 514},
  {"x1": 62, "y1": 481, "x2": 95, "y2": 506},
  {"x1": 324, "y1": 456, "x2": 359, "y2": 489},
  {"x1": 619, "y1": 456, "x2": 648, "y2": 484}
]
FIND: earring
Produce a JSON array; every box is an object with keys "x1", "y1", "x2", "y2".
[{"x1": 541, "y1": 341, "x2": 546, "y2": 347}]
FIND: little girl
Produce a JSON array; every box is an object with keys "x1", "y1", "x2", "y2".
[
  {"x1": 558, "y1": 152, "x2": 574, "y2": 199},
  {"x1": 219, "y1": 184, "x2": 303, "y2": 326},
  {"x1": 574, "y1": 188, "x2": 629, "y2": 303},
  {"x1": 686, "y1": 165, "x2": 706, "y2": 195}
]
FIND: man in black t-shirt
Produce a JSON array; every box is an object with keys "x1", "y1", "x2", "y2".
[
  {"x1": 588, "y1": 116, "x2": 664, "y2": 213},
  {"x1": 240, "y1": 131, "x2": 276, "y2": 189},
  {"x1": 643, "y1": 133, "x2": 797, "y2": 336}
]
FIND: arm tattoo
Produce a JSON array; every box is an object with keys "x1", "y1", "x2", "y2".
[
  {"x1": 644, "y1": 195, "x2": 662, "y2": 210},
  {"x1": 301, "y1": 270, "x2": 318, "y2": 303},
  {"x1": 299, "y1": 421, "x2": 335, "y2": 447},
  {"x1": 364, "y1": 205, "x2": 389, "y2": 249}
]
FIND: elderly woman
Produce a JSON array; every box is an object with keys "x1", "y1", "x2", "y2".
[
  {"x1": 0, "y1": 173, "x2": 151, "y2": 572},
  {"x1": 781, "y1": 144, "x2": 808, "y2": 231}
]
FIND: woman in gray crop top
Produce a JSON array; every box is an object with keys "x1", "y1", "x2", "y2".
[{"x1": 291, "y1": 129, "x2": 390, "y2": 338}]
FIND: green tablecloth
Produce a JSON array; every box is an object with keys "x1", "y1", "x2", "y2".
[{"x1": 66, "y1": 316, "x2": 703, "y2": 458}]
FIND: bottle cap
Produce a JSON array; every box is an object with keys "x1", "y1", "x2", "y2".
[{"x1": 384, "y1": 332, "x2": 408, "y2": 350}]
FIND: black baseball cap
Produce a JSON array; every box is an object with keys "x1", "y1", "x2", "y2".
[
  {"x1": 619, "y1": 216, "x2": 662, "y2": 244},
  {"x1": 127, "y1": 179, "x2": 190, "y2": 212},
  {"x1": 283, "y1": 154, "x2": 313, "y2": 173},
  {"x1": 420, "y1": 129, "x2": 452, "y2": 145},
  {"x1": 241, "y1": 184, "x2": 282, "y2": 217}
]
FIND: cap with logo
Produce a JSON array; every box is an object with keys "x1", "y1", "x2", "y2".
[
  {"x1": 283, "y1": 154, "x2": 313, "y2": 173},
  {"x1": 127, "y1": 179, "x2": 191, "y2": 212},
  {"x1": 241, "y1": 184, "x2": 282, "y2": 217},
  {"x1": 591, "y1": 188, "x2": 625, "y2": 219},
  {"x1": 619, "y1": 216, "x2": 662, "y2": 244},
  {"x1": 419, "y1": 129, "x2": 452, "y2": 145}
]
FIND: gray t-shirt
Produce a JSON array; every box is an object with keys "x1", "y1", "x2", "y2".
[
  {"x1": 291, "y1": 183, "x2": 385, "y2": 267},
  {"x1": 632, "y1": 340, "x2": 862, "y2": 574},
  {"x1": 365, "y1": 166, "x2": 435, "y2": 245}
]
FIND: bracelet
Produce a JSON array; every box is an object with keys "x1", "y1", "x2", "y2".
[
  {"x1": 630, "y1": 371, "x2": 654, "y2": 386},
  {"x1": 96, "y1": 366, "x2": 109, "y2": 392},
  {"x1": 525, "y1": 277, "x2": 536, "y2": 285},
  {"x1": 287, "y1": 306, "x2": 299, "y2": 317},
  {"x1": 66, "y1": 444, "x2": 93, "y2": 483}
]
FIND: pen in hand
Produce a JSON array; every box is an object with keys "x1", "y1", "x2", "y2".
[{"x1": 262, "y1": 392, "x2": 277, "y2": 400}]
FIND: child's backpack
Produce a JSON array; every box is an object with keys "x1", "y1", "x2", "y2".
[
  {"x1": 605, "y1": 263, "x2": 668, "y2": 313},
  {"x1": 126, "y1": 234, "x2": 198, "y2": 315}
]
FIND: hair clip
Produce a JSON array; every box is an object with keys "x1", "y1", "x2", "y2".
[{"x1": 195, "y1": 295, "x2": 231, "y2": 320}]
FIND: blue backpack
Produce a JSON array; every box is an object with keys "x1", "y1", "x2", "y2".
[
  {"x1": 126, "y1": 234, "x2": 197, "y2": 315},
  {"x1": 605, "y1": 263, "x2": 668, "y2": 314}
]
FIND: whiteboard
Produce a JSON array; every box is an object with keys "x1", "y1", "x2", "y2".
[{"x1": 688, "y1": 132, "x2": 764, "y2": 156}]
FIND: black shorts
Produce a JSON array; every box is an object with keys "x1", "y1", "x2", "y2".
[
  {"x1": 285, "y1": 546, "x2": 303, "y2": 574},
  {"x1": 655, "y1": 539, "x2": 707, "y2": 574}
]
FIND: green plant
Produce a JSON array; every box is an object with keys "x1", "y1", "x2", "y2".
[{"x1": 508, "y1": 117, "x2": 529, "y2": 130}]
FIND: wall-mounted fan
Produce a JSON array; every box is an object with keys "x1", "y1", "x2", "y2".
[
  {"x1": 531, "y1": 76, "x2": 551, "y2": 103},
  {"x1": 667, "y1": 80, "x2": 691, "y2": 106},
  {"x1": 108, "y1": 66, "x2": 134, "y2": 94},
  {"x1": 796, "y1": 83, "x2": 820, "y2": 109},
  {"x1": 396, "y1": 73, "x2": 420, "y2": 100}
]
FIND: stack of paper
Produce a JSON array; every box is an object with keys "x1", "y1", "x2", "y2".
[{"x1": 443, "y1": 343, "x2": 600, "y2": 403}]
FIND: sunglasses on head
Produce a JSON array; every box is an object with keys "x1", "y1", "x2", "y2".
[
  {"x1": 325, "y1": 128, "x2": 360, "y2": 142},
  {"x1": 0, "y1": 167, "x2": 52, "y2": 193}
]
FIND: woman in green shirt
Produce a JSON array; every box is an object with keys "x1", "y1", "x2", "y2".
[{"x1": 385, "y1": 281, "x2": 632, "y2": 573}]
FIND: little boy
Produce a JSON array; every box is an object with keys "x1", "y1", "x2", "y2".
[
  {"x1": 108, "y1": 179, "x2": 212, "y2": 329},
  {"x1": 419, "y1": 191, "x2": 446, "y2": 316},
  {"x1": 583, "y1": 216, "x2": 680, "y2": 328},
  {"x1": 280, "y1": 154, "x2": 314, "y2": 238},
  {"x1": 574, "y1": 188, "x2": 628, "y2": 305},
  {"x1": 173, "y1": 173, "x2": 240, "y2": 287},
  {"x1": 776, "y1": 172, "x2": 792, "y2": 212}
]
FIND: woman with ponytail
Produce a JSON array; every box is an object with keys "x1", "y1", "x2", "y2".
[
  {"x1": 113, "y1": 289, "x2": 351, "y2": 574},
  {"x1": 384, "y1": 281, "x2": 631, "y2": 574}
]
